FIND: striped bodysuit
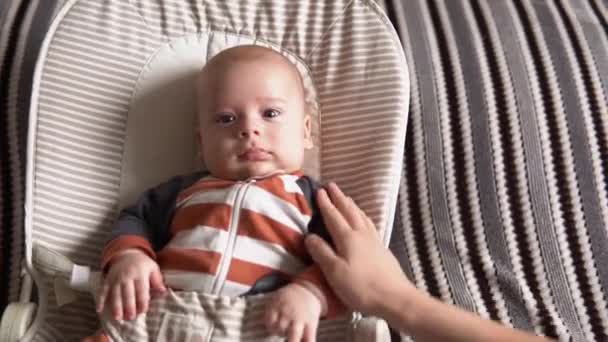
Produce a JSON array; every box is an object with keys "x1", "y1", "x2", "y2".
[{"x1": 102, "y1": 170, "x2": 342, "y2": 316}]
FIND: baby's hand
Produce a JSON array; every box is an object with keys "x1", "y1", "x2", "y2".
[
  {"x1": 96, "y1": 249, "x2": 166, "y2": 321},
  {"x1": 265, "y1": 282, "x2": 323, "y2": 342}
]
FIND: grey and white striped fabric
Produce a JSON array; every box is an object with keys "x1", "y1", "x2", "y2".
[
  {"x1": 387, "y1": 0, "x2": 608, "y2": 341},
  {"x1": 21, "y1": 0, "x2": 407, "y2": 340},
  {"x1": 0, "y1": 0, "x2": 65, "y2": 315},
  {"x1": 100, "y1": 289, "x2": 352, "y2": 342}
]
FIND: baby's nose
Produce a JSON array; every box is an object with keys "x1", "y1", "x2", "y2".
[
  {"x1": 238, "y1": 121, "x2": 260, "y2": 138},
  {"x1": 239, "y1": 130, "x2": 259, "y2": 138}
]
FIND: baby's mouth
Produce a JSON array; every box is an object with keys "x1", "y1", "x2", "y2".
[{"x1": 238, "y1": 148, "x2": 271, "y2": 161}]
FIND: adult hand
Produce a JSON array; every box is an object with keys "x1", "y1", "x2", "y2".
[
  {"x1": 306, "y1": 183, "x2": 555, "y2": 342},
  {"x1": 304, "y1": 182, "x2": 412, "y2": 318}
]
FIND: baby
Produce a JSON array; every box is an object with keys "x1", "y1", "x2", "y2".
[{"x1": 94, "y1": 45, "x2": 342, "y2": 341}]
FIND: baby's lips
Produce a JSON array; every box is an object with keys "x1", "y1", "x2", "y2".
[{"x1": 239, "y1": 148, "x2": 271, "y2": 161}]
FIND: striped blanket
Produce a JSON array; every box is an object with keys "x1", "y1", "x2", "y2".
[
  {"x1": 2, "y1": 1, "x2": 607, "y2": 341},
  {"x1": 388, "y1": 1, "x2": 608, "y2": 341}
]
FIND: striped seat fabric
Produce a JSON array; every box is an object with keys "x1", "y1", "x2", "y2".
[
  {"x1": 0, "y1": 0, "x2": 68, "y2": 318},
  {"x1": 14, "y1": 0, "x2": 408, "y2": 340}
]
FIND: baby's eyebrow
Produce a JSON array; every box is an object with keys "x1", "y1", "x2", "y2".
[{"x1": 256, "y1": 96, "x2": 286, "y2": 104}]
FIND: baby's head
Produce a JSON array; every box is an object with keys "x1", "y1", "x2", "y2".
[{"x1": 196, "y1": 45, "x2": 313, "y2": 180}]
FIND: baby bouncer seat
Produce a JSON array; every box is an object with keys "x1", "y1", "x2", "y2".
[{"x1": 1, "y1": 0, "x2": 409, "y2": 340}]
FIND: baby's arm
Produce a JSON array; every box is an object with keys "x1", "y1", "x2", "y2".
[
  {"x1": 95, "y1": 180, "x2": 171, "y2": 321},
  {"x1": 97, "y1": 172, "x2": 205, "y2": 320}
]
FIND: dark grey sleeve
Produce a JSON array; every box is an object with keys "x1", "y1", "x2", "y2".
[
  {"x1": 108, "y1": 171, "x2": 207, "y2": 251},
  {"x1": 296, "y1": 176, "x2": 334, "y2": 247}
]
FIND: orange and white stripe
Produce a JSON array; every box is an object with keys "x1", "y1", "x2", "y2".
[{"x1": 161, "y1": 173, "x2": 312, "y2": 295}]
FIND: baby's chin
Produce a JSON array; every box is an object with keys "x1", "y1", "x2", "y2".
[{"x1": 213, "y1": 164, "x2": 294, "y2": 181}]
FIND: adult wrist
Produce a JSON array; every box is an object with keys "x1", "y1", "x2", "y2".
[{"x1": 381, "y1": 283, "x2": 420, "y2": 334}]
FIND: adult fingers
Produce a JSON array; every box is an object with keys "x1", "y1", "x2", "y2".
[
  {"x1": 362, "y1": 209, "x2": 380, "y2": 236},
  {"x1": 347, "y1": 196, "x2": 366, "y2": 230},
  {"x1": 326, "y1": 183, "x2": 365, "y2": 231},
  {"x1": 316, "y1": 188, "x2": 349, "y2": 244},
  {"x1": 305, "y1": 234, "x2": 339, "y2": 274},
  {"x1": 287, "y1": 322, "x2": 304, "y2": 342},
  {"x1": 346, "y1": 196, "x2": 378, "y2": 236}
]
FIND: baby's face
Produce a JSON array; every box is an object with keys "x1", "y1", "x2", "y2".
[{"x1": 197, "y1": 49, "x2": 312, "y2": 180}]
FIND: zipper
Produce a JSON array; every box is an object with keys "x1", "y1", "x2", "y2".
[{"x1": 210, "y1": 179, "x2": 255, "y2": 294}]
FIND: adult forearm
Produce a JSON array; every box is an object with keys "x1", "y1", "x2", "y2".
[{"x1": 385, "y1": 288, "x2": 554, "y2": 342}]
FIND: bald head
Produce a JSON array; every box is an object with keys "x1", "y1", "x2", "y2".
[
  {"x1": 197, "y1": 45, "x2": 306, "y2": 112},
  {"x1": 203, "y1": 45, "x2": 298, "y2": 73}
]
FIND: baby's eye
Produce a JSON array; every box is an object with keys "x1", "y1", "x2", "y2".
[
  {"x1": 216, "y1": 113, "x2": 236, "y2": 125},
  {"x1": 262, "y1": 109, "x2": 281, "y2": 118}
]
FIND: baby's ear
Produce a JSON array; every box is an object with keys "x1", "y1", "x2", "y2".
[{"x1": 304, "y1": 114, "x2": 313, "y2": 149}]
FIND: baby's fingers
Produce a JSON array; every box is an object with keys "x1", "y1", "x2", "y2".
[
  {"x1": 288, "y1": 322, "x2": 304, "y2": 342},
  {"x1": 110, "y1": 285, "x2": 124, "y2": 321},
  {"x1": 122, "y1": 282, "x2": 136, "y2": 320},
  {"x1": 303, "y1": 323, "x2": 318, "y2": 342},
  {"x1": 135, "y1": 278, "x2": 149, "y2": 315},
  {"x1": 96, "y1": 282, "x2": 109, "y2": 313},
  {"x1": 276, "y1": 318, "x2": 291, "y2": 336},
  {"x1": 265, "y1": 308, "x2": 280, "y2": 335},
  {"x1": 267, "y1": 315, "x2": 290, "y2": 337}
]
